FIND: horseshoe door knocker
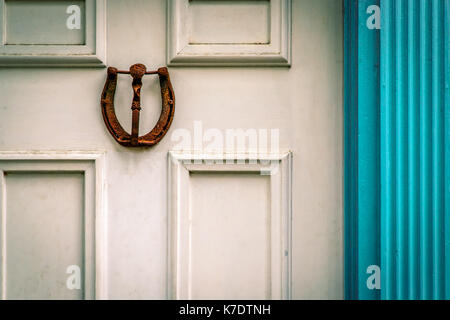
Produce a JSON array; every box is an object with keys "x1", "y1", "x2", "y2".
[{"x1": 101, "y1": 63, "x2": 175, "y2": 147}]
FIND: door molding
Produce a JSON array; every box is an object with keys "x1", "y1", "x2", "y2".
[
  {"x1": 167, "y1": 151, "x2": 292, "y2": 299},
  {"x1": 0, "y1": 151, "x2": 107, "y2": 300},
  {"x1": 167, "y1": 0, "x2": 291, "y2": 66},
  {"x1": 0, "y1": 0, "x2": 106, "y2": 67}
]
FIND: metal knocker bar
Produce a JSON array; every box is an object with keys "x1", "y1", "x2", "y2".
[{"x1": 100, "y1": 63, "x2": 175, "y2": 147}]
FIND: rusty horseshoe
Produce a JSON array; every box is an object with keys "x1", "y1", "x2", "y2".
[{"x1": 100, "y1": 63, "x2": 175, "y2": 147}]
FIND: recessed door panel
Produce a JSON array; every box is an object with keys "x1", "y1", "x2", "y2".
[
  {"x1": 4, "y1": 172, "x2": 84, "y2": 299},
  {"x1": 189, "y1": 172, "x2": 271, "y2": 299}
]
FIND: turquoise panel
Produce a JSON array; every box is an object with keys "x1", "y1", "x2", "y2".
[{"x1": 344, "y1": 0, "x2": 450, "y2": 300}]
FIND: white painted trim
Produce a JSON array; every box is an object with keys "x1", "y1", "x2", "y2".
[
  {"x1": 0, "y1": 172, "x2": 6, "y2": 300},
  {"x1": 167, "y1": 151, "x2": 292, "y2": 300},
  {"x1": 0, "y1": 151, "x2": 107, "y2": 300},
  {"x1": 0, "y1": 0, "x2": 106, "y2": 67},
  {"x1": 167, "y1": 0, "x2": 291, "y2": 66}
]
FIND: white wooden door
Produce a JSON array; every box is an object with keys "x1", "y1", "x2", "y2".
[{"x1": 0, "y1": 0, "x2": 343, "y2": 300}]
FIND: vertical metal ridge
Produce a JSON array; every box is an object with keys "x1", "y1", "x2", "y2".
[
  {"x1": 344, "y1": 0, "x2": 359, "y2": 299},
  {"x1": 419, "y1": 0, "x2": 432, "y2": 300},
  {"x1": 344, "y1": 0, "x2": 351, "y2": 299},
  {"x1": 407, "y1": 0, "x2": 420, "y2": 300},
  {"x1": 445, "y1": 0, "x2": 450, "y2": 301},
  {"x1": 358, "y1": 0, "x2": 380, "y2": 300},
  {"x1": 395, "y1": 0, "x2": 408, "y2": 300},
  {"x1": 350, "y1": 2, "x2": 359, "y2": 300},
  {"x1": 431, "y1": 0, "x2": 445, "y2": 300},
  {"x1": 380, "y1": 0, "x2": 396, "y2": 300}
]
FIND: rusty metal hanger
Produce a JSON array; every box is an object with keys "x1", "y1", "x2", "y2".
[{"x1": 100, "y1": 63, "x2": 175, "y2": 147}]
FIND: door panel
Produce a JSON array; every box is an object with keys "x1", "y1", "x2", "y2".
[
  {"x1": 5, "y1": 172, "x2": 84, "y2": 300},
  {"x1": 0, "y1": 157, "x2": 102, "y2": 300},
  {"x1": 189, "y1": 172, "x2": 271, "y2": 300},
  {"x1": 168, "y1": 153, "x2": 292, "y2": 300}
]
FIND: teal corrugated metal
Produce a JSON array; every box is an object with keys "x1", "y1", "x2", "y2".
[
  {"x1": 358, "y1": 0, "x2": 381, "y2": 300},
  {"x1": 344, "y1": 0, "x2": 381, "y2": 300},
  {"x1": 407, "y1": 0, "x2": 420, "y2": 299},
  {"x1": 445, "y1": 0, "x2": 450, "y2": 299},
  {"x1": 431, "y1": 0, "x2": 445, "y2": 300},
  {"x1": 345, "y1": 0, "x2": 450, "y2": 300},
  {"x1": 344, "y1": 0, "x2": 359, "y2": 299}
]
